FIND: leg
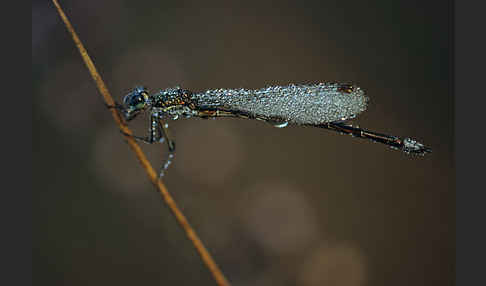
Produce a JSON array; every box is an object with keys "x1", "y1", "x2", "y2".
[
  {"x1": 318, "y1": 121, "x2": 431, "y2": 155},
  {"x1": 106, "y1": 102, "x2": 142, "y2": 121},
  {"x1": 114, "y1": 108, "x2": 176, "y2": 177},
  {"x1": 122, "y1": 114, "x2": 162, "y2": 144},
  {"x1": 105, "y1": 102, "x2": 124, "y2": 111},
  {"x1": 158, "y1": 121, "x2": 176, "y2": 178}
]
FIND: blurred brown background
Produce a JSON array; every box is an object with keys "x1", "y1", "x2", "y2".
[{"x1": 33, "y1": 0, "x2": 453, "y2": 285}]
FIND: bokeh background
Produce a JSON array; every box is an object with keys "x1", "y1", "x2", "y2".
[{"x1": 33, "y1": 0, "x2": 453, "y2": 285}]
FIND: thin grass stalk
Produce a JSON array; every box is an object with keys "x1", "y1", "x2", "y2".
[{"x1": 51, "y1": 1, "x2": 230, "y2": 285}]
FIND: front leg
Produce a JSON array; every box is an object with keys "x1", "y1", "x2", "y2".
[{"x1": 106, "y1": 102, "x2": 141, "y2": 122}]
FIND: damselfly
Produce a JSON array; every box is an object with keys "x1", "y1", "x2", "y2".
[{"x1": 110, "y1": 83, "x2": 431, "y2": 177}]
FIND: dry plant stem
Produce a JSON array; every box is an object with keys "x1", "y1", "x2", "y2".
[{"x1": 51, "y1": 1, "x2": 230, "y2": 285}]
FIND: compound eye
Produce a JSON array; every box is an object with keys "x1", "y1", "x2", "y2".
[
  {"x1": 134, "y1": 95, "x2": 146, "y2": 109},
  {"x1": 124, "y1": 90, "x2": 148, "y2": 110},
  {"x1": 122, "y1": 94, "x2": 131, "y2": 106}
]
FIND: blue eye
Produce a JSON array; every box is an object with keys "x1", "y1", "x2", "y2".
[{"x1": 124, "y1": 88, "x2": 148, "y2": 110}]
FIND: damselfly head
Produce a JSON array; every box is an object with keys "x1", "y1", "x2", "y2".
[{"x1": 123, "y1": 86, "x2": 150, "y2": 117}]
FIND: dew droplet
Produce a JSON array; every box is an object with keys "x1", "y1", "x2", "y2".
[{"x1": 273, "y1": 121, "x2": 289, "y2": 128}]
